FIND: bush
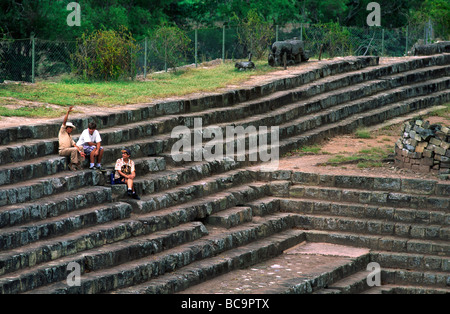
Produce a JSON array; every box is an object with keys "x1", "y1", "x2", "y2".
[
  {"x1": 72, "y1": 27, "x2": 137, "y2": 80},
  {"x1": 317, "y1": 22, "x2": 351, "y2": 58},
  {"x1": 149, "y1": 24, "x2": 191, "y2": 72}
]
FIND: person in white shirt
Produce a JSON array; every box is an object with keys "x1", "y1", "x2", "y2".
[{"x1": 76, "y1": 122, "x2": 104, "y2": 170}]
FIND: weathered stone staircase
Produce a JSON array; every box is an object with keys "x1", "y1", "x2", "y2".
[{"x1": 0, "y1": 54, "x2": 449, "y2": 294}]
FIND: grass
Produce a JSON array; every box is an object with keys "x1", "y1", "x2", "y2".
[
  {"x1": 355, "y1": 128, "x2": 372, "y2": 139},
  {"x1": 321, "y1": 146, "x2": 392, "y2": 168},
  {"x1": 425, "y1": 103, "x2": 450, "y2": 119},
  {"x1": 0, "y1": 60, "x2": 275, "y2": 117},
  {"x1": 283, "y1": 145, "x2": 326, "y2": 157},
  {"x1": 0, "y1": 105, "x2": 66, "y2": 118}
]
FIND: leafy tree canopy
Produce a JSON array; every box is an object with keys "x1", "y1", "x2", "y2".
[{"x1": 0, "y1": 0, "x2": 448, "y2": 40}]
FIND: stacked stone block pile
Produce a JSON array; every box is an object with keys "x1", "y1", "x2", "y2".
[{"x1": 395, "y1": 119, "x2": 450, "y2": 178}]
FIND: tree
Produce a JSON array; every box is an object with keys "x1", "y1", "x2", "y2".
[
  {"x1": 149, "y1": 24, "x2": 191, "y2": 71},
  {"x1": 0, "y1": 0, "x2": 178, "y2": 40},
  {"x1": 301, "y1": 0, "x2": 349, "y2": 24},
  {"x1": 343, "y1": 0, "x2": 418, "y2": 28},
  {"x1": 233, "y1": 9, "x2": 273, "y2": 60},
  {"x1": 172, "y1": 0, "x2": 302, "y2": 27},
  {"x1": 410, "y1": 0, "x2": 450, "y2": 40}
]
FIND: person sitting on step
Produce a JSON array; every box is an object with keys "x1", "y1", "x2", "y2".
[
  {"x1": 113, "y1": 148, "x2": 140, "y2": 200},
  {"x1": 76, "y1": 121, "x2": 104, "y2": 170},
  {"x1": 58, "y1": 106, "x2": 85, "y2": 171}
]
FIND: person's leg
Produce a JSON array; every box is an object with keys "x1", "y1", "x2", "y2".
[
  {"x1": 60, "y1": 148, "x2": 79, "y2": 170},
  {"x1": 96, "y1": 147, "x2": 104, "y2": 169},
  {"x1": 89, "y1": 151, "x2": 95, "y2": 164},
  {"x1": 125, "y1": 178, "x2": 133, "y2": 191},
  {"x1": 124, "y1": 178, "x2": 139, "y2": 199}
]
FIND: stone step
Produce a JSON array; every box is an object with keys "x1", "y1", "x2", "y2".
[
  {"x1": 1, "y1": 58, "x2": 446, "y2": 167},
  {"x1": 0, "y1": 54, "x2": 443, "y2": 151},
  {"x1": 0, "y1": 221, "x2": 208, "y2": 294},
  {"x1": 0, "y1": 186, "x2": 112, "y2": 228},
  {"x1": 291, "y1": 210, "x2": 449, "y2": 241},
  {"x1": 255, "y1": 170, "x2": 450, "y2": 198},
  {"x1": 126, "y1": 176, "x2": 263, "y2": 215},
  {"x1": 0, "y1": 155, "x2": 67, "y2": 187},
  {"x1": 315, "y1": 267, "x2": 450, "y2": 294},
  {"x1": 0, "y1": 152, "x2": 165, "y2": 188},
  {"x1": 117, "y1": 162, "x2": 256, "y2": 199},
  {"x1": 0, "y1": 54, "x2": 448, "y2": 296},
  {"x1": 279, "y1": 197, "x2": 450, "y2": 227},
  {"x1": 174, "y1": 241, "x2": 371, "y2": 294},
  {"x1": 0, "y1": 73, "x2": 445, "y2": 195},
  {"x1": 273, "y1": 78, "x2": 450, "y2": 142},
  {"x1": 166, "y1": 79, "x2": 450, "y2": 167},
  {"x1": 381, "y1": 268, "x2": 450, "y2": 288},
  {"x1": 370, "y1": 251, "x2": 449, "y2": 272},
  {"x1": 0, "y1": 170, "x2": 103, "y2": 206},
  {"x1": 276, "y1": 90, "x2": 450, "y2": 158},
  {"x1": 239, "y1": 198, "x2": 450, "y2": 271},
  {"x1": 112, "y1": 228, "x2": 305, "y2": 294},
  {"x1": 286, "y1": 185, "x2": 449, "y2": 211},
  {"x1": 24, "y1": 213, "x2": 302, "y2": 294},
  {"x1": 245, "y1": 197, "x2": 280, "y2": 217},
  {"x1": 1, "y1": 56, "x2": 384, "y2": 145},
  {"x1": 0, "y1": 181, "x2": 267, "y2": 278},
  {"x1": 211, "y1": 76, "x2": 450, "y2": 140},
  {"x1": 171, "y1": 64, "x2": 450, "y2": 144},
  {"x1": 0, "y1": 56, "x2": 380, "y2": 146},
  {"x1": 0, "y1": 202, "x2": 132, "y2": 252},
  {"x1": 318, "y1": 270, "x2": 370, "y2": 294},
  {"x1": 205, "y1": 206, "x2": 253, "y2": 229},
  {"x1": 303, "y1": 229, "x2": 450, "y2": 256},
  {"x1": 361, "y1": 284, "x2": 450, "y2": 294}
]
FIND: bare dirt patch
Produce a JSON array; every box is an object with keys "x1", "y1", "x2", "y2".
[{"x1": 279, "y1": 112, "x2": 450, "y2": 181}]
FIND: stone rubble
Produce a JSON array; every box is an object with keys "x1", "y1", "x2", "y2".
[{"x1": 395, "y1": 119, "x2": 450, "y2": 179}]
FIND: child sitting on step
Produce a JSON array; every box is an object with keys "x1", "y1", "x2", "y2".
[{"x1": 112, "y1": 148, "x2": 140, "y2": 200}]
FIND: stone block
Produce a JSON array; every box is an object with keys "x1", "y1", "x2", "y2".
[
  {"x1": 401, "y1": 179, "x2": 436, "y2": 195},
  {"x1": 421, "y1": 157, "x2": 434, "y2": 166},
  {"x1": 268, "y1": 180, "x2": 291, "y2": 196},
  {"x1": 373, "y1": 177, "x2": 401, "y2": 191},
  {"x1": 434, "y1": 146, "x2": 446, "y2": 156},
  {"x1": 429, "y1": 137, "x2": 442, "y2": 146},
  {"x1": 291, "y1": 172, "x2": 319, "y2": 185},
  {"x1": 423, "y1": 149, "x2": 434, "y2": 158}
]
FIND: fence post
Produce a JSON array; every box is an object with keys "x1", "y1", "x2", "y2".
[
  {"x1": 405, "y1": 25, "x2": 409, "y2": 55},
  {"x1": 222, "y1": 25, "x2": 225, "y2": 63},
  {"x1": 381, "y1": 28, "x2": 385, "y2": 56},
  {"x1": 195, "y1": 29, "x2": 198, "y2": 68},
  {"x1": 164, "y1": 43, "x2": 167, "y2": 72},
  {"x1": 144, "y1": 37, "x2": 147, "y2": 79},
  {"x1": 31, "y1": 34, "x2": 35, "y2": 83},
  {"x1": 300, "y1": 23, "x2": 303, "y2": 41}
]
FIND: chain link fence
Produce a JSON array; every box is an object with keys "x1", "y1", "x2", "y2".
[{"x1": 0, "y1": 22, "x2": 439, "y2": 83}]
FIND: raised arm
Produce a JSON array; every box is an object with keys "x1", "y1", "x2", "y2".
[{"x1": 63, "y1": 106, "x2": 74, "y2": 126}]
